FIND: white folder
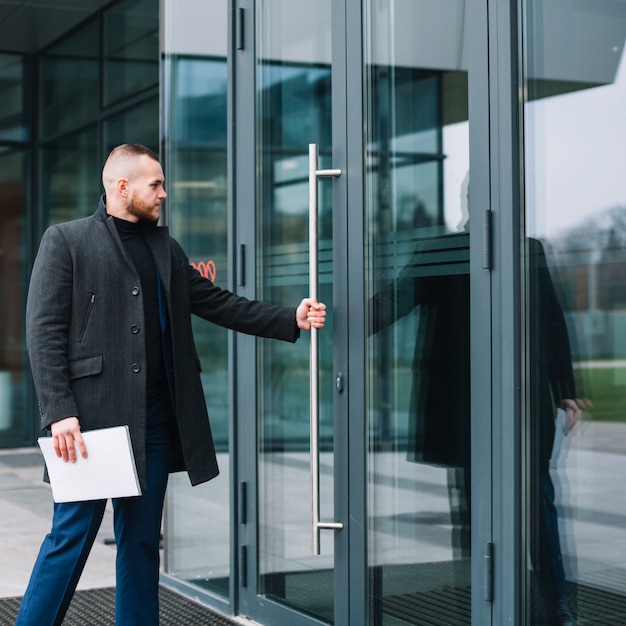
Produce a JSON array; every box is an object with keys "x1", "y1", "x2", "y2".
[
  {"x1": 549, "y1": 408, "x2": 570, "y2": 469},
  {"x1": 38, "y1": 425, "x2": 142, "y2": 503}
]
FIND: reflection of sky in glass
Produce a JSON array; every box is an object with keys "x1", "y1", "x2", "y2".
[
  {"x1": 526, "y1": 51, "x2": 626, "y2": 239},
  {"x1": 258, "y1": 64, "x2": 328, "y2": 90},
  {"x1": 443, "y1": 121, "x2": 470, "y2": 231},
  {"x1": 388, "y1": 122, "x2": 469, "y2": 232},
  {"x1": 176, "y1": 59, "x2": 226, "y2": 97}
]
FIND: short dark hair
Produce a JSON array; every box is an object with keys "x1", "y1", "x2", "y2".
[{"x1": 107, "y1": 143, "x2": 159, "y2": 163}]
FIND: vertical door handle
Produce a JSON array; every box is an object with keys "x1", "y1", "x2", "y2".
[{"x1": 308, "y1": 143, "x2": 343, "y2": 555}]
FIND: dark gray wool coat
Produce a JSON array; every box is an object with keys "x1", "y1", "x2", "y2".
[{"x1": 26, "y1": 198, "x2": 300, "y2": 489}]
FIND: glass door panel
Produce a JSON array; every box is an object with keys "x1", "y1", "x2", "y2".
[
  {"x1": 162, "y1": 0, "x2": 231, "y2": 598},
  {"x1": 256, "y1": 0, "x2": 335, "y2": 622},
  {"x1": 522, "y1": 3, "x2": 626, "y2": 624},
  {"x1": 364, "y1": 1, "x2": 472, "y2": 623}
]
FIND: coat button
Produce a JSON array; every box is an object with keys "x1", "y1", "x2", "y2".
[
  {"x1": 132, "y1": 363, "x2": 140, "y2": 373},
  {"x1": 131, "y1": 325, "x2": 140, "y2": 334},
  {"x1": 131, "y1": 286, "x2": 140, "y2": 296}
]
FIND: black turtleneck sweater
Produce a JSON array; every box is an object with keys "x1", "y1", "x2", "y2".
[{"x1": 113, "y1": 217, "x2": 166, "y2": 398}]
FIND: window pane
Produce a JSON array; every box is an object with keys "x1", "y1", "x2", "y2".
[
  {"x1": 0, "y1": 55, "x2": 27, "y2": 142},
  {"x1": 40, "y1": 19, "x2": 99, "y2": 138},
  {"x1": 103, "y1": 97, "x2": 159, "y2": 154},
  {"x1": 104, "y1": 0, "x2": 159, "y2": 107},
  {"x1": 41, "y1": 127, "x2": 99, "y2": 225},
  {"x1": 162, "y1": 52, "x2": 230, "y2": 595},
  {"x1": 522, "y1": 2, "x2": 626, "y2": 624}
]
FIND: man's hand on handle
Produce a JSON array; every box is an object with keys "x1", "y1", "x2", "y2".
[
  {"x1": 51, "y1": 416, "x2": 88, "y2": 463},
  {"x1": 296, "y1": 299, "x2": 327, "y2": 331}
]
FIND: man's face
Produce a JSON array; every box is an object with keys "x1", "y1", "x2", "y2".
[{"x1": 125, "y1": 155, "x2": 167, "y2": 223}]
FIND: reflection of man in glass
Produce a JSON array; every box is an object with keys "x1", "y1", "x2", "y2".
[
  {"x1": 369, "y1": 177, "x2": 473, "y2": 562},
  {"x1": 528, "y1": 237, "x2": 579, "y2": 626},
  {"x1": 369, "y1": 218, "x2": 472, "y2": 561},
  {"x1": 369, "y1": 214, "x2": 579, "y2": 624}
]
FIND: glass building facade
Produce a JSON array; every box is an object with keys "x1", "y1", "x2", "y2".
[{"x1": 1, "y1": 0, "x2": 625, "y2": 624}]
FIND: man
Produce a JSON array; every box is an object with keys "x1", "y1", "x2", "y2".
[
  {"x1": 16, "y1": 143, "x2": 326, "y2": 625},
  {"x1": 528, "y1": 237, "x2": 579, "y2": 626}
]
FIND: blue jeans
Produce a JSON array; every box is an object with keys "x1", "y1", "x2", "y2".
[{"x1": 16, "y1": 394, "x2": 171, "y2": 626}]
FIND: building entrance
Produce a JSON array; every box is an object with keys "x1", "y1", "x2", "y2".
[{"x1": 234, "y1": 1, "x2": 493, "y2": 624}]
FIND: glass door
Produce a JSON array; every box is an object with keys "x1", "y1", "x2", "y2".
[
  {"x1": 253, "y1": 0, "x2": 338, "y2": 623},
  {"x1": 521, "y1": 2, "x2": 626, "y2": 624},
  {"x1": 363, "y1": 2, "x2": 483, "y2": 625},
  {"x1": 239, "y1": 0, "x2": 491, "y2": 624}
]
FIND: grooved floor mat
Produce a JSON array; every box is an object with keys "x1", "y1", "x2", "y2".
[{"x1": 0, "y1": 585, "x2": 240, "y2": 625}]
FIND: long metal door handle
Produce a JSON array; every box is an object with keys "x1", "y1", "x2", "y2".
[{"x1": 308, "y1": 143, "x2": 343, "y2": 555}]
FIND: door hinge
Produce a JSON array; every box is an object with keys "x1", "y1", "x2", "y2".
[
  {"x1": 483, "y1": 210, "x2": 493, "y2": 270},
  {"x1": 239, "y1": 481, "x2": 248, "y2": 588},
  {"x1": 239, "y1": 481, "x2": 247, "y2": 525},
  {"x1": 483, "y1": 540, "x2": 494, "y2": 602},
  {"x1": 239, "y1": 544, "x2": 247, "y2": 588},
  {"x1": 238, "y1": 244, "x2": 246, "y2": 287}
]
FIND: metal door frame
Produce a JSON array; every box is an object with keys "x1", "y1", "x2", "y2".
[{"x1": 487, "y1": 0, "x2": 525, "y2": 624}]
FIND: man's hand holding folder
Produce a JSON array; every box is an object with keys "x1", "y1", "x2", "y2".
[
  {"x1": 38, "y1": 426, "x2": 141, "y2": 503},
  {"x1": 51, "y1": 416, "x2": 87, "y2": 462}
]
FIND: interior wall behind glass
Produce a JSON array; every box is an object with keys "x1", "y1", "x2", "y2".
[
  {"x1": 104, "y1": 0, "x2": 159, "y2": 106},
  {"x1": 162, "y1": 0, "x2": 230, "y2": 597},
  {"x1": 103, "y1": 97, "x2": 160, "y2": 154},
  {"x1": 39, "y1": 0, "x2": 159, "y2": 226},
  {"x1": 522, "y1": 2, "x2": 626, "y2": 624},
  {"x1": 0, "y1": 149, "x2": 29, "y2": 444},
  {"x1": 40, "y1": 18, "x2": 99, "y2": 138},
  {"x1": 41, "y1": 126, "x2": 100, "y2": 225},
  {"x1": 13, "y1": 0, "x2": 159, "y2": 448},
  {"x1": 0, "y1": 55, "x2": 27, "y2": 142}
]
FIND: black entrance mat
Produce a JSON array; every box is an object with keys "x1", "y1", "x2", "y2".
[
  {"x1": 5, "y1": 578, "x2": 626, "y2": 624},
  {"x1": 382, "y1": 583, "x2": 626, "y2": 625},
  {"x1": 383, "y1": 586, "x2": 471, "y2": 625},
  {"x1": 0, "y1": 585, "x2": 240, "y2": 625}
]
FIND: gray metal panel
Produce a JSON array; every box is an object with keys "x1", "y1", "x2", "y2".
[
  {"x1": 344, "y1": 1, "x2": 368, "y2": 623},
  {"x1": 227, "y1": 0, "x2": 241, "y2": 613},
  {"x1": 487, "y1": 0, "x2": 523, "y2": 623},
  {"x1": 230, "y1": 0, "x2": 259, "y2": 618},
  {"x1": 330, "y1": 0, "x2": 351, "y2": 612},
  {"x1": 467, "y1": 0, "x2": 494, "y2": 622}
]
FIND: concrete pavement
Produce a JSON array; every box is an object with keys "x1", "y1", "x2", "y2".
[{"x1": 0, "y1": 447, "x2": 116, "y2": 599}]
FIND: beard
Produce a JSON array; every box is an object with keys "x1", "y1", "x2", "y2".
[{"x1": 128, "y1": 195, "x2": 160, "y2": 223}]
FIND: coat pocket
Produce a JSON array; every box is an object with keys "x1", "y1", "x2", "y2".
[{"x1": 68, "y1": 354, "x2": 103, "y2": 380}]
